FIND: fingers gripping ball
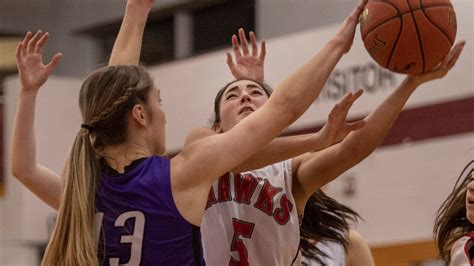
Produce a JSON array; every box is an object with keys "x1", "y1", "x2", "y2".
[{"x1": 359, "y1": 0, "x2": 457, "y2": 75}]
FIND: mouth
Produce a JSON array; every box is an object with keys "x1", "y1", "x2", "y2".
[
  {"x1": 238, "y1": 106, "x2": 254, "y2": 114},
  {"x1": 467, "y1": 198, "x2": 474, "y2": 205}
]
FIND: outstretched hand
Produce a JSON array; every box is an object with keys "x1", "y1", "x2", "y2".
[
  {"x1": 319, "y1": 89, "x2": 366, "y2": 147},
  {"x1": 332, "y1": 0, "x2": 368, "y2": 54},
  {"x1": 226, "y1": 28, "x2": 266, "y2": 83},
  {"x1": 16, "y1": 31, "x2": 62, "y2": 94},
  {"x1": 409, "y1": 41, "x2": 466, "y2": 84}
]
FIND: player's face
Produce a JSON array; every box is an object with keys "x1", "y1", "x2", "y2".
[
  {"x1": 216, "y1": 80, "x2": 269, "y2": 132},
  {"x1": 466, "y1": 174, "x2": 474, "y2": 224},
  {"x1": 147, "y1": 87, "x2": 166, "y2": 155}
]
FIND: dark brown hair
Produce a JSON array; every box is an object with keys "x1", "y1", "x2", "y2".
[
  {"x1": 212, "y1": 79, "x2": 273, "y2": 126},
  {"x1": 434, "y1": 160, "x2": 474, "y2": 264},
  {"x1": 300, "y1": 190, "x2": 360, "y2": 265}
]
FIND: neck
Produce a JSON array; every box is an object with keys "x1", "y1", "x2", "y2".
[{"x1": 102, "y1": 141, "x2": 150, "y2": 173}]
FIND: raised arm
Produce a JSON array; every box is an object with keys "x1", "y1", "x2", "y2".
[
  {"x1": 11, "y1": 1, "x2": 154, "y2": 209},
  {"x1": 292, "y1": 41, "x2": 466, "y2": 210},
  {"x1": 11, "y1": 31, "x2": 63, "y2": 209},
  {"x1": 108, "y1": 0, "x2": 154, "y2": 66},
  {"x1": 184, "y1": 22, "x2": 365, "y2": 172},
  {"x1": 226, "y1": 28, "x2": 266, "y2": 83},
  {"x1": 171, "y1": 0, "x2": 368, "y2": 225},
  {"x1": 184, "y1": 89, "x2": 365, "y2": 173}
]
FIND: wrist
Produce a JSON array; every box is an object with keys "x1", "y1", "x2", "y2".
[
  {"x1": 308, "y1": 131, "x2": 328, "y2": 151},
  {"x1": 328, "y1": 36, "x2": 348, "y2": 54},
  {"x1": 404, "y1": 75, "x2": 423, "y2": 89},
  {"x1": 126, "y1": 2, "x2": 153, "y2": 17},
  {"x1": 20, "y1": 87, "x2": 39, "y2": 97}
]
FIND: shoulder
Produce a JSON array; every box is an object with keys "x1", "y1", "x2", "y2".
[
  {"x1": 348, "y1": 229, "x2": 365, "y2": 243},
  {"x1": 184, "y1": 127, "x2": 216, "y2": 146},
  {"x1": 450, "y1": 236, "x2": 472, "y2": 266},
  {"x1": 346, "y1": 230, "x2": 375, "y2": 266},
  {"x1": 245, "y1": 159, "x2": 291, "y2": 176}
]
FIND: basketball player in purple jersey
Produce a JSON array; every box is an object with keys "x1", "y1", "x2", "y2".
[{"x1": 11, "y1": 0, "x2": 369, "y2": 265}]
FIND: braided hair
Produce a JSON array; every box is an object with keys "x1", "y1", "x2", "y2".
[{"x1": 43, "y1": 65, "x2": 154, "y2": 266}]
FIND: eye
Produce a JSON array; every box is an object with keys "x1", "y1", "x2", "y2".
[
  {"x1": 251, "y1": 90, "x2": 263, "y2": 95},
  {"x1": 226, "y1": 94, "x2": 237, "y2": 100}
]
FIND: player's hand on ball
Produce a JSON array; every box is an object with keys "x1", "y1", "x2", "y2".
[
  {"x1": 410, "y1": 41, "x2": 465, "y2": 84},
  {"x1": 332, "y1": 0, "x2": 368, "y2": 54}
]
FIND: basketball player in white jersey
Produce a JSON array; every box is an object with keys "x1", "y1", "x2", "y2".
[
  {"x1": 187, "y1": 22, "x2": 464, "y2": 266},
  {"x1": 435, "y1": 161, "x2": 474, "y2": 265},
  {"x1": 186, "y1": 3, "x2": 370, "y2": 262}
]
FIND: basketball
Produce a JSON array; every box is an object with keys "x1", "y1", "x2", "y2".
[{"x1": 359, "y1": 0, "x2": 457, "y2": 75}]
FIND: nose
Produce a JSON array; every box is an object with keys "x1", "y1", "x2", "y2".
[
  {"x1": 467, "y1": 180, "x2": 474, "y2": 191},
  {"x1": 240, "y1": 92, "x2": 251, "y2": 103}
]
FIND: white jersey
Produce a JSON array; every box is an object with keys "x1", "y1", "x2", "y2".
[
  {"x1": 301, "y1": 240, "x2": 345, "y2": 266},
  {"x1": 450, "y1": 234, "x2": 474, "y2": 266},
  {"x1": 201, "y1": 160, "x2": 301, "y2": 265}
]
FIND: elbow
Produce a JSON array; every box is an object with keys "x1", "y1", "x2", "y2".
[
  {"x1": 11, "y1": 162, "x2": 32, "y2": 182},
  {"x1": 11, "y1": 167, "x2": 25, "y2": 181},
  {"x1": 11, "y1": 162, "x2": 22, "y2": 179}
]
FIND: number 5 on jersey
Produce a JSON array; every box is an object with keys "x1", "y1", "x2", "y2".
[{"x1": 229, "y1": 218, "x2": 255, "y2": 266}]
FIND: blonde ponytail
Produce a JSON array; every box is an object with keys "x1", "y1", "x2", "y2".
[
  {"x1": 42, "y1": 65, "x2": 153, "y2": 265},
  {"x1": 42, "y1": 130, "x2": 100, "y2": 266}
]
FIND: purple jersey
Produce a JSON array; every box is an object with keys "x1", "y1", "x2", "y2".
[{"x1": 95, "y1": 156, "x2": 204, "y2": 265}]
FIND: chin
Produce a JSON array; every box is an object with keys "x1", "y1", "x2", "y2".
[{"x1": 240, "y1": 112, "x2": 252, "y2": 118}]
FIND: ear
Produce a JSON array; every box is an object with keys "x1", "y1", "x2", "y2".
[
  {"x1": 131, "y1": 104, "x2": 148, "y2": 127},
  {"x1": 212, "y1": 122, "x2": 223, "y2": 133}
]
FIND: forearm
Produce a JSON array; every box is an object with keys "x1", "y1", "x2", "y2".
[
  {"x1": 233, "y1": 132, "x2": 329, "y2": 172},
  {"x1": 186, "y1": 128, "x2": 329, "y2": 173},
  {"x1": 12, "y1": 92, "x2": 38, "y2": 175},
  {"x1": 11, "y1": 91, "x2": 61, "y2": 209},
  {"x1": 20, "y1": 165, "x2": 61, "y2": 210},
  {"x1": 343, "y1": 76, "x2": 420, "y2": 160},
  {"x1": 108, "y1": 2, "x2": 151, "y2": 66},
  {"x1": 294, "y1": 77, "x2": 420, "y2": 198},
  {"x1": 294, "y1": 39, "x2": 464, "y2": 200},
  {"x1": 271, "y1": 39, "x2": 346, "y2": 122}
]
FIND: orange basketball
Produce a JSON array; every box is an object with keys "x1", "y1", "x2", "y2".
[{"x1": 359, "y1": 0, "x2": 457, "y2": 75}]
